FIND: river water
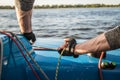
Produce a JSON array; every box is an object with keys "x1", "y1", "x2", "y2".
[{"x1": 0, "y1": 8, "x2": 120, "y2": 40}]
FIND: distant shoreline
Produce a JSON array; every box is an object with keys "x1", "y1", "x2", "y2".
[{"x1": 0, "y1": 4, "x2": 120, "y2": 9}]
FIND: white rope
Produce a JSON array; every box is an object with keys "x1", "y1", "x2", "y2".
[{"x1": 0, "y1": 38, "x2": 3, "y2": 80}]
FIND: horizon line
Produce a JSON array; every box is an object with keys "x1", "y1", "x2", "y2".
[{"x1": 0, "y1": 3, "x2": 120, "y2": 6}]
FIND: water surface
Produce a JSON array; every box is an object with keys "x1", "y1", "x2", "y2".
[{"x1": 0, "y1": 8, "x2": 120, "y2": 40}]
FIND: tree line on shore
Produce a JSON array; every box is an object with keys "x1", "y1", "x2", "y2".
[{"x1": 0, "y1": 4, "x2": 120, "y2": 9}]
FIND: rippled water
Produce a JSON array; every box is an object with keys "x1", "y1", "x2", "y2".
[{"x1": 0, "y1": 8, "x2": 120, "y2": 40}]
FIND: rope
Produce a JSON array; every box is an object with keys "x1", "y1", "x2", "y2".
[
  {"x1": 98, "y1": 51, "x2": 104, "y2": 80},
  {"x1": 0, "y1": 30, "x2": 104, "y2": 80},
  {"x1": 55, "y1": 48, "x2": 66, "y2": 80},
  {"x1": 11, "y1": 32, "x2": 49, "y2": 80},
  {"x1": 3, "y1": 31, "x2": 49, "y2": 80},
  {"x1": 20, "y1": 36, "x2": 105, "y2": 80},
  {"x1": 33, "y1": 46, "x2": 57, "y2": 51},
  {"x1": 0, "y1": 31, "x2": 41, "y2": 80},
  {"x1": 0, "y1": 38, "x2": 3, "y2": 80}
]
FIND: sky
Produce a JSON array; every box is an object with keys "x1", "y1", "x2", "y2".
[{"x1": 0, "y1": 0, "x2": 120, "y2": 6}]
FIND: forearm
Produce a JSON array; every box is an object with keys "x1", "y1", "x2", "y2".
[
  {"x1": 14, "y1": 0, "x2": 35, "y2": 33},
  {"x1": 15, "y1": 9, "x2": 32, "y2": 33},
  {"x1": 74, "y1": 33, "x2": 110, "y2": 55},
  {"x1": 74, "y1": 26, "x2": 120, "y2": 55}
]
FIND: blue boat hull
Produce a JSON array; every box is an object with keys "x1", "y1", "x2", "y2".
[{"x1": 1, "y1": 36, "x2": 120, "y2": 80}]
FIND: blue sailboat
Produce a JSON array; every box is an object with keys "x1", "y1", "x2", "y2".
[{"x1": 0, "y1": 33, "x2": 120, "y2": 80}]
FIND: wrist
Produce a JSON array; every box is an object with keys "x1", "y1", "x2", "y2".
[
  {"x1": 74, "y1": 44, "x2": 89, "y2": 55},
  {"x1": 21, "y1": 30, "x2": 33, "y2": 34},
  {"x1": 22, "y1": 32, "x2": 33, "y2": 34},
  {"x1": 22, "y1": 31, "x2": 36, "y2": 44}
]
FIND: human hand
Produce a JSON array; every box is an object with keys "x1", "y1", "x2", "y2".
[
  {"x1": 23, "y1": 32, "x2": 36, "y2": 44},
  {"x1": 58, "y1": 38, "x2": 79, "y2": 58}
]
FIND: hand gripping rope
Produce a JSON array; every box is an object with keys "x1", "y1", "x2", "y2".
[{"x1": 33, "y1": 41, "x2": 105, "y2": 80}]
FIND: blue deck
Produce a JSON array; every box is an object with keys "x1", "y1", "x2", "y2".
[{"x1": 1, "y1": 36, "x2": 120, "y2": 80}]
